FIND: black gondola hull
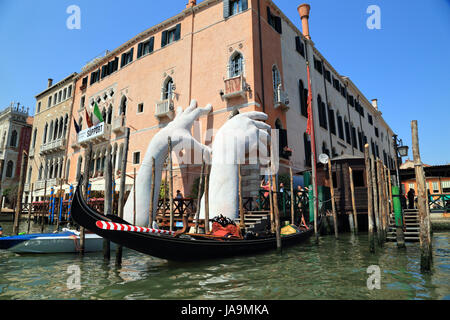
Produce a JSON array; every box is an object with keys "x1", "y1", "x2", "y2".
[{"x1": 71, "y1": 182, "x2": 314, "y2": 262}]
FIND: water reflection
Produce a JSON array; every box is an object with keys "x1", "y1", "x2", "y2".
[{"x1": 0, "y1": 221, "x2": 449, "y2": 300}]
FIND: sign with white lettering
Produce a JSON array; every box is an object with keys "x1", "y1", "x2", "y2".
[{"x1": 78, "y1": 122, "x2": 106, "y2": 144}]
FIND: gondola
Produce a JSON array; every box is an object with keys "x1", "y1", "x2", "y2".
[{"x1": 71, "y1": 176, "x2": 316, "y2": 262}]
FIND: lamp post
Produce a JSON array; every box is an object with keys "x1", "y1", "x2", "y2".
[{"x1": 392, "y1": 134, "x2": 409, "y2": 188}]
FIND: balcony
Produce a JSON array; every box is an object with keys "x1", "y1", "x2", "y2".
[
  {"x1": 77, "y1": 122, "x2": 111, "y2": 147},
  {"x1": 112, "y1": 115, "x2": 126, "y2": 134},
  {"x1": 274, "y1": 86, "x2": 290, "y2": 111},
  {"x1": 155, "y1": 98, "x2": 175, "y2": 119},
  {"x1": 40, "y1": 138, "x2": 66, "y2": 155},
  {"x1": 222, "y1": 74, "x2": 246, "y2": 100}
]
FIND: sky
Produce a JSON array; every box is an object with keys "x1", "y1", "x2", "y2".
[{"x1": 0, "y1": 0, "x2": 449, "y2": 165}]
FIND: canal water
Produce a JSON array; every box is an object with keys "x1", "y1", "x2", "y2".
[{"x1": 0, "y1": 221, "x2": 448, "y2": 300}]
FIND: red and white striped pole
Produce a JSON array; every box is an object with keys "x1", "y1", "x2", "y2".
[{"x1": 96, "y1": 221, "x2": 176, "y2": 236}]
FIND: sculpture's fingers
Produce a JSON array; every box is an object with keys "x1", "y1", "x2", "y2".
[
  {"x1": 192, "y1": 103, "x2": 212, "y2": 119},
  {"x1": 237, "y1": 111, "x2": 268, "y2": 121},
  {"x1": 258, "y1": 129, "x2": 271, "y2": 145},
  {"x1": 185, "y1": 99, "x2": 198, "y2": 113},
  {"x1": 252, "y1": 120, "x2": 272, "y2": 131},
  {"x1": 174, "y1": 106, "x2": 184, "y2": 119}
]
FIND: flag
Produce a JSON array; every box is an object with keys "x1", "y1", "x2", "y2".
[
  {"x1": 73, "y1": 118, "x2": 80, "y2": 133},
  {"x1": 92, "y1": 102, "x2": 104, "y2": 125},
  {"x1": 85, "y1": 108, "x2": 93, "y2": 128},
  {"x1": 306, "y1": 63, "x2": 313, "y2": 136}
]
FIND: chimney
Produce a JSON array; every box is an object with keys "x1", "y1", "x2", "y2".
[
  {"x1": 186, "y1": 0, "x2": 196, "y2": 8},
  {"x1": 48, "y1": 78, "x2": 53, "y2": 88},
  {"x1": 298, "y1": 4, "x2": 311, "y2": 40},
  {"x1": 371, "y1": 99, "x2": 378, "y2": 110}
]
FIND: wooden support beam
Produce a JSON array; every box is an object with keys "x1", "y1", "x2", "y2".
[
  {"x1": 328, "y1": 159, "x2": 338, "y2": 238},
  {"x1": 204, "y1": 164, "x2": 210, "y2": 234},
  {"x1": 370, "y1": 155, "x2": 381, "y2": 245},
  {"x1": 116, "y1": 128, "x2": 130, "y2": 267},
  {"x1": 168, "y1": 137, "x2": 174, "y2": 232},
  {"x1": 41, "y1": 180, "x2": 47, "y2": 233},
  {"x1": 365, "y1": 145, "x2": 375, "y2": 253},
  {"x1": 13, "y1": 151, "x2": 28, "y2": 235},
  {"x1": 27, "y1": 183, "x2": 33, "y2": 234},
  {"x1": 148, "y1": 158, "x2": 156, "y2": 228},
  {"x1": 349, "y1": 166, "x2": 359, "y2": 234},
  {"x1": 377, "y1": 160, "x2": 386, "y2": 243},
  {"x1": 195, "y1": 161, "x2": 205, "y2": 233},
  {"x1": 411, "y1": 120, "x2": 432, "y2": 272},
  {"x1": 272, "y1": 175, "x2": 281, "y2": 251}
]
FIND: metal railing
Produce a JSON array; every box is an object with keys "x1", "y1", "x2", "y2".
[{"x1": 40, "y1": 137, "x2": 66, "y2": 154}]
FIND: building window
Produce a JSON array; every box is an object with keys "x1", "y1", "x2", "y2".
[
  {"x1": 351, "y1": 126, "x2": 357, "y2": 149},
  {"x1": 80, "y1": 96, "x2": 85, "y2": 110},
  {"x1": 229, "y1": 52, "x2": 243, "y2": 77},
  {"x1": 295, "y1": 36, "x2": 305, "y2": 57},
  {"x1": 304, "y1": 133, "x2": 312, "y2": 167},
  {"x1": 63, "y1": 88, "x2": 67, "y2": 100},
  {"x1": 328, "y1": 108, "x2": 336, "y2": 135},
  {"x1": 368, "y1": 114, "x2": 373, "y2": 125},
  {"x1": 375, "y1": 127, "x2": 379, "y2": 137},
  {"x1": 81, "y1": 77, "x2": 88, "y2": 89},
  {"x1": 10, "y1": 130, "x2": 18, "y2": 147},
  {"x1": 347, "y1": 95, "x2": 354, "y2": 107},
  {"x1": 5, "y1": 161, "x2": 13, "y2": 178},
  {"x1": 32, "y1": 129, "x2": 37, "y2": 148},
  {"x1": 299, "y1": 80, "x2": 308, "y2": 117},
  {"x1": 337, "y1": 114, "x2": 344, "y2": 140},
  {"x1": 272, "y1": 66, "x2": 281, "y2": 103},
  {"x1": 313, "y1": 57, "x2": 323, "y2": 74},
  {"x1": 332, "y1": 77, "x2": 340, "y2": 92},
  {"x1": 224, "y1": 0, "x2": 248, "y2": 18},
  {"x1": 137, "y1": 37, "x2": 155, "y2": 58},
  {"x1": 345, "y1": 120, "x2": 351, "y2": 145},
  {"x1": 352, "y1": 170, "x2": 365, "y2": 187},
  {"x1": 137, "y1": 103, "x2": 144, "y2": 114},
  {"x1": 324, "y1": 68, "x2": 331, "y2": 83},
  {"x1": 48, "y1": 96, "x2": 52, "y2": 108},
  {"x1": 37, "y1": 102, "x2": 41, "y2": 113},
  {"x1": 90, "y1": 68, "x2": 101, "y2": 85},
  {"x1": 121, "y1": 48, "x2": 134, "y2": 68},
  {"x1": 161, "y1": 24, "x2": 181, "y2": 48},
  {"x1": 267, "y1": 6, "x2": 282, "y2": 34},
  {"x1": 120, "y1": 96, "x2": 128, "y2": 115},
  {"x1": 317, "y1": 95, "x2": 327, "y2": 130},
  {"x1": 133, "y1": 152, "x2": 141, "y2": 165},
  {"x1": 163, "y1": 78, "x2": 174, "y2": 101},
  {"x1": 68, "y1": 85, "x2": 72, "y2": 97}
]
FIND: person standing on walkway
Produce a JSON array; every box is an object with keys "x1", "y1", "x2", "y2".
[{"x1": 407, "y1": 188, "x2": 416, "y2": 209}]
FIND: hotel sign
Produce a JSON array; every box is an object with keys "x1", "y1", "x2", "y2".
[{"x1": 78, "y1": 122, "x2": 106, "y2": 144}]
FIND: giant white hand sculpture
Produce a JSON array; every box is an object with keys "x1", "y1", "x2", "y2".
[
  {"x1": 200, "y1": 112, "x2": 271, "y2": 221},
  {"x1": 123, "y1": 100, "x2": 212, "y2": 227}
]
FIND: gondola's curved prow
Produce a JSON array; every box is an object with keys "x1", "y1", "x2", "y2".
[{"x1": 70, "y1": 175, "x2": 316, "y2": 262}]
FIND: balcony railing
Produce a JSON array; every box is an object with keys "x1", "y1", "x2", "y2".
[
  {"x1": 40, "y1": 138, "x2": 66, "y2": 155},
  {"x1": 112, "y1": 115, "x2": 126, "y2": 134},
  {"x1": 223, "y1": 74, "x2": 246, "y2": 100},
  {"x1": 155, "y1": 98, "x2": 175, "y2": 119},
  {"x1": 274, "y1": 85, "x2": 290, "y2": 111}
]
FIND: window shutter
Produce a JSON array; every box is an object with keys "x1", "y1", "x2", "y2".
[
  {"x1": 137, "y1": 43, "x2": 143, "y2": 58},
  {"x1": 275, "y1": 16, "x2": 282, "y2": 33},
  {"x1": 241, "y1": 0, "x2": 248, "y2": 11},
  {"x1": 121, "y1": 53, "x2": 126, "y2": 67},
  {"x1": 175, "y1": 24, "x2": 181, "y2": 41},
  {"x1": 149, "y1": 36, "x2": 154, "y2": 53},
  {"x1": 223, "y1": 0, "x2": 230, "y2": 18},
  {"x1": 161, "y1": 30, "x2": 168, "y2": 47},
  {"x1": 129, "y1": 48, "x2": 134, "y2": 62}
]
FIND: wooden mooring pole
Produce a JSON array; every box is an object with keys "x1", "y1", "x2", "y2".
[
  {"x1": 328, "y1": 159, "x2": 338, "y2": 238},
  {"x1": 377, "y1": 159, "x2": 387, "y2": 243},
  {"x1": 195, "y1": 161, "x2": 205, "y2": 233},
  {"x1": 41, "y1": 180, "x2": 47, "y2": 233},
  {"x1": 81, "y1": 143, "x2": 92, "y2": 254},
  {"x1": 13, "y1": 151, "x2": 28, "y2": 235},
  {"x1": 290, "y1": 167, "x2": 295, "y2": 225},
  {"x1": 272, "y1": 175, "x2": 281, "y2": 252},
  {"x1": 168, "y1": 137, "x2": 174, "y2": 232},
  {"x1": 133, "y1": 167, "x2": 137, "y2": 226},
  {"x1": 148, "y1": 158, "x2": 156, "y2": 228},
  {"x1": 370, "y1": 155, "x2": 381, "y2": 245},
  {"x1": 238, "y1": 164, "x2": 245, "y2": 230},
  {"x1": 349, "y1": 167, "x2": 359, "y2": 234},
  {"x1": 411, "y1": 120, "x2": 432, "y2": 272},
  {"x1": 204, "y1": 164, "x2": 210, "y2": 234},
  {"x1": 103, "y1": 144, "x2": 112, "y2": 261},
  {"x1": 27, "y1": 183, "x2": 34, "y2": 234},
  {"x1": 364, "y1": 145, "x2": 375, "y2": 253},
  {"x1": 116, "y1": 128, "x2": 130, "y2": 267}
]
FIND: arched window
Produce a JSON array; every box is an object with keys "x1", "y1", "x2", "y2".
[
  {"x1": 6, "y1": 161, "x2": 13, "y2": 178},
  {"x1": 107, "y1": 106, "x2": 113, "y2": 124},
  {"x1": 299, "y1": 80, "x2": 308, "y2": 117},
  {"x1": 163, "y1": 78, "x2": 174, "y2": 101},
  {"x1": 10, "y1": 130, "x2": 18, "y2": 147},
  {"x1": 272, "y1": 66, "x2": 281, "y2": 103},
  {"x1": 337, "y1": 112, "x2": 344, "y2": 140},
  {"x1": 63, "y1": 88, "x2": 67, "y2": 100},
  {"x1": 120, "y1": 96, "x2": 127, "y2": 115},
  {"x1": 53, "y1": 120, "x2": 59, "y2": 140},
  {"x1": 58, "y1": 117, "x2": 63, "y2": 138},
  {"x1": 63, "y1": 114, "x2": 68, "y2": 137},
  {"x1": 317, "y1": 95, "x2": 327, "y2": 130},
  {"x1": 49, "y1": 121, "x2": 54, "y2": 142},
  {"x1": 78, "y1": 117, "x2": 83, "y2": 131},
  {"x1": 229, "y1": 52, "x2": 243, "y2": 77},
  {"x1": 38, "y1": 164, "x2": 43, "y2": 180},
  {"x1": 43, "y1": 124, "x2": 48, "y2": 144}
]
